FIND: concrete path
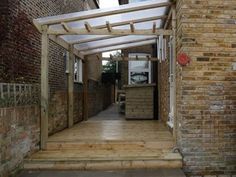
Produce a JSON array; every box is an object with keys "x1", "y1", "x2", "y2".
[{"x1": 18, "y1": 169, "x2": 186, "y2": 177}]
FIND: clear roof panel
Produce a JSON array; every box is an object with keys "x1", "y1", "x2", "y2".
[
  {"x1": 60, "y1": 35, "x2": 113, "y2": 44},
  {"x1": 33, "y1": 0, "x2": 171, "y2": 56},
  {"x1": 79, "y1": 39, "x2": 156, "y2": 55},
  {"x1": 34, "y1": 0, "x2": 170, "y2": 29},
  {"x1": 48, "y1": 6, "x2": 166, "y2": 33},
  {"x1": 75, "y1": 35, "x2": 156, "y2": 51}
]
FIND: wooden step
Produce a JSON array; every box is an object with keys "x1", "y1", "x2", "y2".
[
  {"x1": 46, "y1": 140, "x2": 175, "y2": 151},
  {"x1": 24, "y1": 149, "x2": 182, "y2": 170}
]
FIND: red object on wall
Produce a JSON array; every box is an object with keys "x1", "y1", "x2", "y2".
[{"x1": 177, "y1": 53, "x2": 190, "y2": 66}]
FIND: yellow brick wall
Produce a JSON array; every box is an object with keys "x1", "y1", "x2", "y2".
[{"x1": 176, "y1": 0, "x2": 236, "y2": 176}]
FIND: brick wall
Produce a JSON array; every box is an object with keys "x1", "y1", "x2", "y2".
[
  {"x1": 0, "y1": 105, "x2": 40, "y2": 177},
  {"x1": 176, "y1": 0, "x2": 236, "y2": 176},
  {"x1": 159, "y1": 59, "x2": 170, "y2": 124}
]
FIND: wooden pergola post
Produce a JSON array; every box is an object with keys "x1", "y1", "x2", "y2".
[
  {"x1": 83, "y1": 57, "x2": 89, "y2": 121},
  {"x1": 171, "y1": 5, "x2": 177, "y2": 143},
  {"x1": 68, "y1": 45, "x2": 74, "y2": 128},
  {"x1": 40, "y1": 25, "x2": 49, "y2": 150}
]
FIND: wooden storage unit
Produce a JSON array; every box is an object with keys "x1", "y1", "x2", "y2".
[{"x1": 124, "y1": 84, "x2": 155, "y2": 119}]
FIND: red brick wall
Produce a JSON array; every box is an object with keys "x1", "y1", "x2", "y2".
[
  {"x1": 0, "y1": 105, "x2": 40, "y2": 176},
  {"x1": 176, "y1": 0, "x2": 236, "y2": 176}
]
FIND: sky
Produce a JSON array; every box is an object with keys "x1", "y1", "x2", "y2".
[
  {"x1": 99, "y1": 0, "x2": 119, "y2": 8},
  {"x1": 99, "y1": 0, "x2": 120, "y2": 65}
]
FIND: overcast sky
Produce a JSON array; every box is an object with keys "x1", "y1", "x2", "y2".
[{"x1": 99, "y1": 0, "x2": 119, "y2": 8}]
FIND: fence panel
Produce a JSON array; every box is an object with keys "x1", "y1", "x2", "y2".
[{"x1": 0, "y1": 83, "x2": 39, "y2": 107}]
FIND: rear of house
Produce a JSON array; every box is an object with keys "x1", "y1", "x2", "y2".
[{"x1": 0, "y1": 0, "x2": 236, "y2": 177}]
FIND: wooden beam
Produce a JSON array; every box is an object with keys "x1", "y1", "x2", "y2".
[
  {"x1": 68, "y1": 15, "x2": 167, "y2": 45},
  {"x1": 34, "y1": 2, "x2": 172, "y2": 28},
  {"x1": 106, "y1": 21, "x2": 112, "y2": 32},
  {"x1": 40, "y1": 25, "x2": 49, "y2": 150},
  {"x1": 130, "y1": 22, "x2": 135, "y2": 33},
  {"x1": 84, "y1": 22, "x2": 92, "y2": 32},
  {"x1": 49, "y1": 35, "x2": 84, "y2": 59},
  {"x1": 71, "y1": 35, "x2": 125, "y2": 45},
  {"x1": 110, "y1": 54, "x2": 113, "y2": 60},
  {"x1": 171, "y1": 5, "x2": 177, "y2": 144},
  {"x1": 121, "y1": 53, "x2": 125, "y2": 60},
  {"x1": 152, "y1": 22, "x2": 156, "y2": 33},
  {"x1": 68, "y1": 45, "x2": 74, "y2": 128},
  {"x1": 80, "y1": 15, "x2": 165, "y2": 32},
  {"x1": 164, "y1": 7, "x2": 173, "y2": 29},
  {"x1": 78, "y1": 36, "x2": 157, "y2": 51},
  {"x1": 82, "y1": 39, "x2": 156, "y2": 55},
  {"x1": 96, "y1": 55, "x2": 101, "y2": 60},
  {"x1": 83, "y1": 58, "x2": 88, "y2": 121},
  {"x1": 101, "y1": 57, "x2": 158, "y2": 61},
  {"x1": 61, "y1": 22, "x2": 70, "y2": 32},
  {"x1": 47, "y1": 28, "x2": 173, "y2": 36}
]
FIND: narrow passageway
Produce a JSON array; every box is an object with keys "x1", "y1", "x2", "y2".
[
  {"x1": 90, "y1": 104, "x2": 125, "y2": 120},
  {"x1": 24, "y1": 104, "x2": 182, "y2": 171},
  {"x1": 45, "y1": 104, "x2": 171, "y2": 142}
]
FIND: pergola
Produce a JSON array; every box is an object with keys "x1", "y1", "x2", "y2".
[{"x1": 33, "y1": 0, "x2": 177, "y2": 149}]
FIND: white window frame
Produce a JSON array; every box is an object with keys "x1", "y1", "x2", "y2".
[
  {"x1": 167, "y1": 36, "x2": 174, "y2": 128},
  {"x1": 129, "y1": 0, "x2": 148, "y2": 3},
  {"x1": 65, "y1": 52, "x2": 83, "y2": 83},
  {"x1": 74, "y1": 58, "x2": 83, "y2": 83},
  {"x1": 128, "y1": 53, "x2": 152, "y2": 85}
]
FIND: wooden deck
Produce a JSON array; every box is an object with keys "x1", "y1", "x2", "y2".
[{"x1": 24, "y1": 105, "x2": 182, "y2": 170}]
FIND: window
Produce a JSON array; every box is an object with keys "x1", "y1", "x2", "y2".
[
  {"x1": 128, "y1": 53, "x2": 151, "y2": 85},
  {"x1": 74, "y1": 58, "x2": 83, "y2": 83},
  {"x1": 65, "y1": 52, "x2": 83, "y2": 83}
]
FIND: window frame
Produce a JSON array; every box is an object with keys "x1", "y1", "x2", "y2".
[
  {"x1": 74, "y1": 58, "x2": 83, "y2": 83},
  {"x1": 167, "y1": 36, "x2": 174, "y2": 128},
  {"x1": 65, "y1": 52, "x2": 83, "y2": 83}
]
